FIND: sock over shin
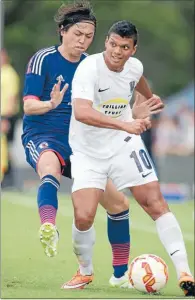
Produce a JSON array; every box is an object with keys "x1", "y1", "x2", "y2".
[
  {"x1": 37, "y1": 175, "x2": 60, "y2": 225},
  {"x1": 72, "y1": 223, "x2": 95, "y2": 275},
  {"x1": 107, "y1": 209, "x2": 130, "y2": 278},
  {"x1": 155, "y1": 212, "x2": 192, "y2": 279}
]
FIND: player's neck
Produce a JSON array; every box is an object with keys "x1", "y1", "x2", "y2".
[
  {"x1": 58, "y1": 45, "x2": 81, "y2": 63},
  {"x1": 103, "y1": 52, "x2": 124, "y2": 73}
]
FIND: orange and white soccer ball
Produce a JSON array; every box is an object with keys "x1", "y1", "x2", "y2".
[{"x1": 128, "y1": 254, "x2": 169, "y2": 293}]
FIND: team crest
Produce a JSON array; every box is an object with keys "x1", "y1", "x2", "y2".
[{"x1": 39, "y1": 142, "x2": 49, "y2": 149}]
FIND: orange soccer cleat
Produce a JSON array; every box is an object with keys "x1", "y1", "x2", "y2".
[
  {"x1": 61, "y1": 270, "x2": 94, "y2": 290},
  {"x1": 179, "y1": 272, "x2": 195, "y2": 297}
]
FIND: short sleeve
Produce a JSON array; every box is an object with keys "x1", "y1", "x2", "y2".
[
  {"x1": 23, "y1": 50, "x2": 48, "y2": 99},
  {"x1": 71, "y1": 56, "x2": 97, "y2": 102},
  {"x1": 133, "y1": 58, "x2": 144, "y2": 82}
]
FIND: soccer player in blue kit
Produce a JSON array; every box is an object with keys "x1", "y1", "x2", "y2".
[{"x1": 22, "y1": 0, "x2": 165, "y2": 290}]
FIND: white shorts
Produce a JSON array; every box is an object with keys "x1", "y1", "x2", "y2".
[{"x1": 70, "y1": 135, "x2": 158, "y2": 193}]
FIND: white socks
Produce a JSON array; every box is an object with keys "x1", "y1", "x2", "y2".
[
  {"x1": 155, "y1": 212, "x2": 192, "y2": 279},
  {"x1": 72, "y1": 223, "x2": 95, "y2": 275}
]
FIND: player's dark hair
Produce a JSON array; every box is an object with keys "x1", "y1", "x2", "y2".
[
  {"x1": 107, "y1": 20, "x2": 138, "y2": 46},
  {"x1": 54, "y1": 0, "x2": 96, "y2": 43}
]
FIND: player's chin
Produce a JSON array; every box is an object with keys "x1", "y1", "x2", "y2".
[{"x1": 74, "y1": 47, "x2": 86, "y2": 55}]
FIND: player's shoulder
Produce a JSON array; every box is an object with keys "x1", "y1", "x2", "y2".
[
  {"x1": 127, "y1": 57, "x2": 143, "y2": 72},
  {"x1": 27, "y1": 46, "x2": 57, "y2": 75},
  {"x1": 76, "y1": 53, "x2": 101, "y2": 72},
  {"x1": 80, "y1": 52, "x2": 101, "y2": 64},
  {"x1": 30, "y1": 46, "x2": 57, "y2": 61}
]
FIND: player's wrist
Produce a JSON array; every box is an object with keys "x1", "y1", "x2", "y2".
[
  {"x1": 43, "y1": 101, "x2": 54, "y2": 111},
  {"x1": 49, "y1": 99, "x2": 56, "y2": 110}
]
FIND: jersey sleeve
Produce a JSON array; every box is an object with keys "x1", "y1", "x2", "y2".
[
  {"x1": 71, "y1": 56, "x2": 97, "y2": 102},
  {"x1": 134, "y1": 58, "x2": 144, "y2": 82},
  {"x1": 23, "y1": 51, "x2": 48, "y2": 100}
]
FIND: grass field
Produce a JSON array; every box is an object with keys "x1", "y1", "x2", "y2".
[{"x1": 1, "y1": 191, "x2": 194, "y2": 299}]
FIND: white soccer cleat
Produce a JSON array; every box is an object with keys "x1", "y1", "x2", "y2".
[
  {"x1": 39, "y1": 222, "x2": 59, "y2": 257},
  {"x1": 109, "y1": 272, "x2": 134, "y2": 288}
]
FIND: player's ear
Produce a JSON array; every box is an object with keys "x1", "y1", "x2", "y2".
[
  {"x1": 132, "y1": 45, "x2": 137, "y2": 56},
  {"x1": 105, "y1": 36, "x2": 109, "y2": 48}
]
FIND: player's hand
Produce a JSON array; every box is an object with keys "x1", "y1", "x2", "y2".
[
  {"x1": 50, "y1": 80, "x2": 69, "y2": 109},
  {"x1": 132, "y1": 93, "x2": 164, "y2": 119},
  {"x1": 123, "y1": 119, "x2": 151, "y2": 135}
]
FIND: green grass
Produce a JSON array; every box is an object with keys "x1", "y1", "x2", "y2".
[{"x1": 1, "y1": 191, "x2": 194, "y2": 299}]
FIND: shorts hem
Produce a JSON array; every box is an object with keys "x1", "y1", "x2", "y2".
[
  {"x1": 72, "y1": 183, "x2": 106, "y2": 193},
  {"x1": 117, "y1": 177, "x2": 158, "y2": 191}
]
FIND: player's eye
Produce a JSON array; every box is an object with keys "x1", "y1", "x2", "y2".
[
  {"x1": 122, "y1": 45, "x2": 130, "y2": 50},
  {"x1": 75, "y1": 32, "x2": 81, "y2": 36},
  {"x1": 110, "y1": 41, "x2": 116, "y2": 47}
]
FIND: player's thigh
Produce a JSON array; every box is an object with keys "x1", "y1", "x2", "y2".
[
  {"x1": 130, "y1": 181, "x2": 169, "y2": 220},
  {"x1": 70, "y1": 152, "x2": 108, "y2": 193},
  {"x1": 100, "y1": 179, "x2": 129, "y2": 214},
  {"x1": 109, "y1": 136, "x2": 158, "y2": 191},
  {"x1": 25, "y1": 139, "x2": 64, "y2": 181},
  {"x1": 37, "y1": 151, "x2": 61, "y2": 180}
]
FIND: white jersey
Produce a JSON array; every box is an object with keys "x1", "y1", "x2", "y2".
[{"x1": 69, "y1": 53, "x2": 143, "y2": 159}]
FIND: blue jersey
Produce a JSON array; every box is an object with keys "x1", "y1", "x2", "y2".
[{"x1": 22, "y1": 45, "x2": 87, "y2": 148}]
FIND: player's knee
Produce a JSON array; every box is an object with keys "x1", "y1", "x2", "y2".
[
  {"x1": 107, "y1": 195, "x2": 129, "y2": 214},
  {"x1": 144, "y1": 193, "x2": 169, "y2": 221},
  {"x1": 37, "y1": 151, "x2": 61, "y2": 180},
  {"x1": 74, "y1": 210, "x2": 95, "y2": 231}
]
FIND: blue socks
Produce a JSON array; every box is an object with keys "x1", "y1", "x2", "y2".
[
  {"x1": 37, "y1": 175, "x2": 60, "y2": 225},
  {"x1": 107, "y1": 209, "x2": 130, "y2": 278}
]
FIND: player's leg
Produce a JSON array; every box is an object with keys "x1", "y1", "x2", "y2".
[
  {"x1": 62, "y1": 153, "x2": 106, "y2": 289},
  {"x1": 110, "y1": 135, "x2": 194, "y2": 296},
  {"x1": 130, "y1": 182, "x2": 195, "y2": 296},
  {"x1": 24, "y1": 139, "x2": 65, "y2": 257},
  {"x1": 100, "y1": 180, "x2": 132, "y2": 288}
]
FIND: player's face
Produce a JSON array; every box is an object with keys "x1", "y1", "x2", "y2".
[
  {"x1": 104, "y1": 33, "x2": 137, "y2": 72},
  {"x1": 61, "y1": 22, "x2": 95, "y2": 57}
]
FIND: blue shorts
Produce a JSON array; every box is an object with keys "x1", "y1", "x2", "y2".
[{"x1": 23, "y1": 137, "x2": 72, "y2": 178}]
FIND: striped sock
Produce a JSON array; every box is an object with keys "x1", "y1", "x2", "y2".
[
  {"x1": 37, "y1": 175, "x2": 60, "y2": 225},
  {"x1": 107, "y1": 209, "x2": 130, "y2": 278}
]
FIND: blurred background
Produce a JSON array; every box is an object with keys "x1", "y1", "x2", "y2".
[{"x1": 1, "y1": 0, "x2": 194, "y2": 201}]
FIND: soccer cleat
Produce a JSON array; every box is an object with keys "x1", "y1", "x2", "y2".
[
  {"x1": 109, "y1": 272, "x2": 134, "y2": 288},
  {"x1": 39, "y1": 222, "x2": 59, "y2": 257},
  {"x1": 179, "y1": 273, "x2": 195, "y2": 297},
  {"x1": 61, "y1": 270, "x2": 94, "y2": 290}
]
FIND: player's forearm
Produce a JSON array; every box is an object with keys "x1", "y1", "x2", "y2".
[
  {"x1": 75, "y1": 106, "x2": 127, "y2": 131},
  {"x1": 23, "y1": 99, "x2": 53, "y2": 115},
  {"x1": 135, "y1": 76, "x2": 153, "y2": 100}
]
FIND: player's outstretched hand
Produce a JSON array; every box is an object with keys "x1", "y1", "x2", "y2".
[
  {"x1": 132, "y1": 93, "x2": 164, "y2": 119},
  {"x1": 124, "y1": 119, "x2": 151, "y2": 135},
  {"x1": 50, "y1": 80, "x2": 69, "y2": 109}
]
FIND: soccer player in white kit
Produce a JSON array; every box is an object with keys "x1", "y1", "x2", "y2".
[{"x1": 62, "y1": 20, "x2": 194, "y2": 296}]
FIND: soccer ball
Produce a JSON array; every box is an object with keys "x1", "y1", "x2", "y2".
[{"x1": 128, "y1": 254, "x2": 169, "y2": 293}]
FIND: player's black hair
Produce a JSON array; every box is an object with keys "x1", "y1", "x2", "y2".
[
  {"x1": 54, "y1": 0, "x2": 96, "y2": 43},
  {"x1": 107, "y1": 20, "x2": 138, "y2": 46}
]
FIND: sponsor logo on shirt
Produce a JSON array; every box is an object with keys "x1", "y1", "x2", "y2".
[{"x1": 96, "y1": 98, "x2": 129, "y2": 118}]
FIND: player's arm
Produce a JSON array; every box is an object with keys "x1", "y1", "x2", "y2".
[
  {"x1": 135, "y1": 75, "x2": 153, "y2": 100},
  {"x1": 23, "y1": 81, "x2": 68, "y2": 115},
  {"x1": 133, "y1": 63, "x2": 164, "y2": 118},
  {"x1": 23, "y1": 53, "x2": 68, "y2": 115},
  {"x1": 74, "y1": 98, "x2": 130, "y2": 130},
  {"x1": 73, "y1": 98, "x2": 150, "y2": 135}
]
